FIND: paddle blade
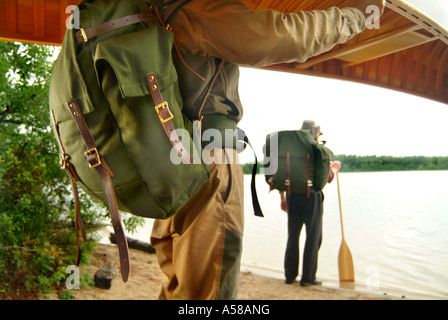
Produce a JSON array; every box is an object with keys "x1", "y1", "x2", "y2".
[{"x1": 338, "y1": 240, "x2": 355, "y2": 282}]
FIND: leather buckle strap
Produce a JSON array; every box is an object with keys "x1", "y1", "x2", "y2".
[
  {"x1": 286, "y1": 152, "x2": 291, "y2": 197},
  {"x1": 306, "y1": 153, "x2": 312, "y2": 198},
  {"x1": 147, "y1": 73, "x2": 194, "y2": 164},
  {"x1": 66, "y1": 99, "x2": 130, "y2": 282},
  {"x1": 74, "y1": 11, "x2": 153, "y2": 46},
  {"x1": 84, "y1": 147, "x2": 102, "y2": 168},
  {"x1": 155, "y1": 101, "x2": 174, "y2": 124},
  {"x1": 50, "y1": 110, "x2": 85, "y2": 265}
]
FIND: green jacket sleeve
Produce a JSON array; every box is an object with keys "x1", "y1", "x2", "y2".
[{"x1": 168, "y1": 0, "x2": 366, "y2": 67}]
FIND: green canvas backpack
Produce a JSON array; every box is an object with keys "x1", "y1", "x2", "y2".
[
  {"x1": 49, "y1": 0, "x2": 214, "y2": 282},
  {"x1": 263, "y1": 130, "x2": 334, "y2": 197}
]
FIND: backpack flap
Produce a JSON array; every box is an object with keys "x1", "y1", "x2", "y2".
[
  {"x1": 92, "y1": 24, "x2": 208, "y2": 219},
  {"x1": 264, "y1": 130, "x2": 313, "y2": 193}
]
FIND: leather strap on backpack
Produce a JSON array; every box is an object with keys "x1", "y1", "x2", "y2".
[
  {"x1": 306, "y1": 153, "x2": 312, "y2": 198},
  {"x1": 191, "y1": 59, "x2": 225, "y2": 145},
  {"x1": 147, "y1": 73, "x2": 194, "y2": 163},
  {"x1": 50, "y1": 110, "x2": 86, "y2": 267},
  {"x1": 66, "y1": 99, "x2": 131, "y2": 283},
  {"x1": 237, "y1": 128, "x2": 264, "y2": 218},
  {"x1": 74, "y1": 11, "x2": 153, "y2": 46},
  {"x1": 285, "y1": 152, "x2": 291, "y2": 197}
]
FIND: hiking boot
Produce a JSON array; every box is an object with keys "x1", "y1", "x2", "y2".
[{"x1": 300, "y1": 279, "x2": 322, "y2": 287}]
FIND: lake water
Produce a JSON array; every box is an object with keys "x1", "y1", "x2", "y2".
[{"x1": 112, "y1": 170, "x2": 448, "y2": 299}]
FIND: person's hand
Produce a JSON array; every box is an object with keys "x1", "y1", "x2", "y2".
[
  {"x1": 330, "y1": 160, "x2": 342, "y2": 174},
  {"x1": 350, "y1": 0, "x2": 386, "y2": 17}
]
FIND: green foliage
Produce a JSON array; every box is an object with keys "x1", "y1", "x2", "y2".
[
  {"x1": 0, "y1": 41, "x2": 143, "y2": 299},
  {"x1": 0, "y1": 41, "x2": 86, "y2": 299}
]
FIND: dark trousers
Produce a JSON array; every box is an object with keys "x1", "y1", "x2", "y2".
[{"x1": 284, "y1": 192, "x2": 324, "y2": 283}]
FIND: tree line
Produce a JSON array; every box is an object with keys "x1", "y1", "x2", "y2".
[{"x1": 241, "y1": 155, "x2": 448, "y2": 174}]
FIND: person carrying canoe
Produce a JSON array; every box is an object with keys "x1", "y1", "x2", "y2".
[{"x1": 151, "y1": 0, "x2": 385, "y2": 299}]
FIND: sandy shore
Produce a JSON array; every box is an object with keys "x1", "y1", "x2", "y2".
[{"x1": 41, "y1": 243, "x2": 425, "y2": 301}]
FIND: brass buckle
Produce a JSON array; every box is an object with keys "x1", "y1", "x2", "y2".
[
  {"x1": 155, "y1": 101, "x2": 174, "y2": 124},
  {"x1": 307, "y1": 180, "x2": 313, "y2": 187},
  {"x1": 84, "y1": 148, "x2": 101, "y2": 168},
  {"x1": 80, "y1": 28, "x2": 88, "y2": 43},
  {"x1": 285, "y1": 179, "x2": 290, "y2": 186},
  {"x1": 59, "y1": 153, "x2": 68, "y2": 169}
]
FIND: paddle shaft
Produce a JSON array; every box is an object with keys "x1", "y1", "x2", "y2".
[{"x1": 336, "y1": 172, "x2": 345, "y2": 238}]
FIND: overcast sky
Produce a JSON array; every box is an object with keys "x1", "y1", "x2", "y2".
[
  {"x1": 237, "y1": 67, "x2": 448, "y2": 162},
  {"x1": 236, "y1": 1, "x2": 448, "y2": 162},
  {"x1": 404, "y1": 0, "x2": 448, "y2": 29}
]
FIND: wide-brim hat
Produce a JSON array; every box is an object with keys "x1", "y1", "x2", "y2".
[{"x1": 301, "y1": 120, "x2": 323, "y2": 135}]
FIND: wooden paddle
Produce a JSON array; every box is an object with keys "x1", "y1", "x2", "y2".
[{"x1": 336, "y1": 172, "x2": 355, "y2": 282}]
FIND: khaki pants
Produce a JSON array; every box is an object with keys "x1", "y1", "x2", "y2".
[{"x1": 150, "y1": 148, "x2": 244, "y2": 300}]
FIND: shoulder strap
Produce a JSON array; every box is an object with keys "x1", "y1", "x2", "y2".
[
  {"x1": 196, "y1": 59, "x2": 225, "y2": 120},
  {"x1": 163, "y1": 0, "x2": 191, "y2": 22},
  {"x1": 74, "y1": 11, "x2": 153, "y2": 46},
  {"x1": 149, "y1": 0, "x2": 190, "y2": 24},
  {"x1": 149, "y1": 0, "x2": 165, "y2": 7},
  {"x1": 238, "y1": 128, "x2": 264, "y2": 218},
  {"x1": 286, "y1": 152, "x2": 291, "y2": 196}
]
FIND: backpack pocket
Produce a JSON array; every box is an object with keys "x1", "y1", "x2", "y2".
[
  {"x1": 88, "y1": 25, "x2": 208, "y2": 218},
  {"x1": 312, "y1": 144, "x2": 334, "y2": 192}
]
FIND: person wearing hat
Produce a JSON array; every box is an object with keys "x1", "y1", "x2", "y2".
[
  {"x1": 300, "y1": 120, "x2": 323, "y2": 134},
  {"x1": 280, "y1": 120, "x2": 341, "y2": 286}
]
